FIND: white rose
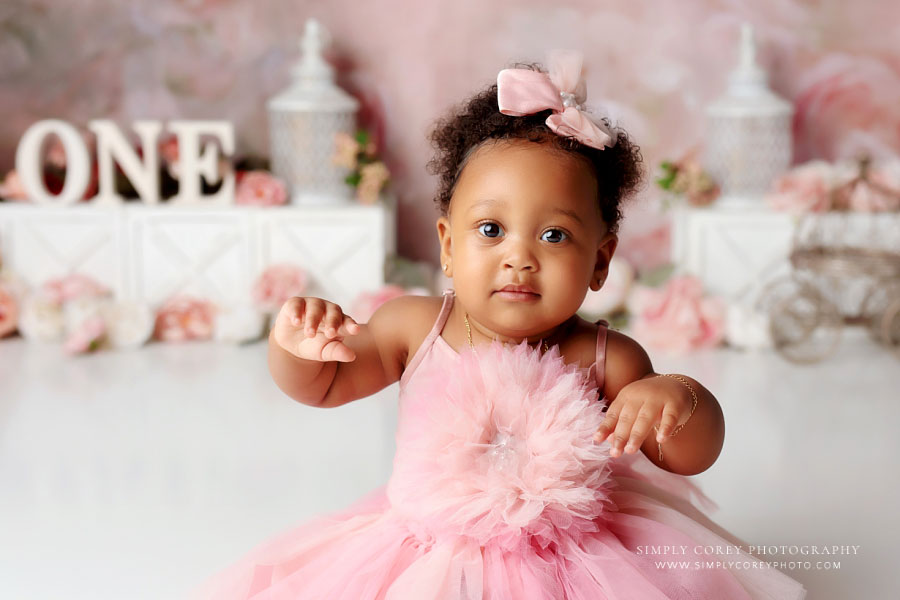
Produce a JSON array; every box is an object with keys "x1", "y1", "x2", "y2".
[
  {"x1": 101, "y1": 300, "x2": 155, "y2": 350},
  {"x1": 18, "y1": 294, "x2": 65, "y2": 342}
]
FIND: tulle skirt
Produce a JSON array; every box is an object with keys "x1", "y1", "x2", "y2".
[{"x1": 189, "y1": 452, "x2": 807, "y2": 600}]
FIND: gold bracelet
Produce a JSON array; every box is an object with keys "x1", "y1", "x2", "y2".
[{"x1": 652, "y1": 373, "x2": 699, "y2": 463}]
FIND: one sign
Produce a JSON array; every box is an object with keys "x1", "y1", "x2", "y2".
[{"x1": 14, "y1": 119, "x2": 235, "y2": 205}]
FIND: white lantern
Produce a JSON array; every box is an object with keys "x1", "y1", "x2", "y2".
[
  {"x1": 267, "y1": 19, "x2": 359, "y2": 204},
  {"x1": 704, "y1": 24, "x2": 793, "y2": 206}
]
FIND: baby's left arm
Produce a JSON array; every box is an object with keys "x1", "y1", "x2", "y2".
[{"x1": 592, "y1": 331, "x2": 725, "y2": 476}]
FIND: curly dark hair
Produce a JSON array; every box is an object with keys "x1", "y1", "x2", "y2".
[{"x1": 426, "y1": 64, "x2": 644, "y2": 234}]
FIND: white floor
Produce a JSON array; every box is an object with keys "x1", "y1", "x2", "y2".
[{"x1": 0, "y1": 329, "x2": 897, "y2": 599}]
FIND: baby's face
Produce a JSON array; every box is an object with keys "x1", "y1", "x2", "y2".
[{"x1": 436, "y1": 139, "x2": 617, "y2": 338}]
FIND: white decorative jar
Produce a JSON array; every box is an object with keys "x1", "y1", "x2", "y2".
[
  {"x1": 267, "y1": 19, "x2": 359, "y2": 205},
  {"x1": 704, "y1": 24, "x2": 793, "y2": 207}
]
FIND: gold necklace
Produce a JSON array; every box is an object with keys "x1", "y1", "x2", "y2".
[{"x1": 464, "y1": 312, "x2": 550, "y2": 353}]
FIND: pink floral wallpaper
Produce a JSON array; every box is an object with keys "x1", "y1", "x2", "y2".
[{"x1": 1, "y1": 0, "x2": 899, "y2": 264}]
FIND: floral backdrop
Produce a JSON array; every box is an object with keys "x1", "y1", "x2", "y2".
[
  {"x1": 2, "y1": 0, "x2": 900, "y2": 356},
  {"x1": 2, "y1": 0, "x2": 899, "y2": 265}
]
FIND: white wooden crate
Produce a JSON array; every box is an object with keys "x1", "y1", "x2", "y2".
[
  {"x1": 670, "y1": 205, "x2": 796, "y2": 302},
  {"x1": 0, "y1": 196, "x2": 396, "y2": 310}
]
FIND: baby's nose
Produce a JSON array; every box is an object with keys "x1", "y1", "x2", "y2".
[{"x1": 502, "y1": 240, "x2": 537, "y2": 271}]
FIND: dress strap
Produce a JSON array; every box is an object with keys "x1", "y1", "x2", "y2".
[
  {"x1": 594, "y1": 318, "x2": 609, "y2": 398},
  {"x1": 399, "y1": 289, "x2": 455, "y2": 388},
  {"x1": 433, "y1": 288, "x2": 455, "y2": 336}
]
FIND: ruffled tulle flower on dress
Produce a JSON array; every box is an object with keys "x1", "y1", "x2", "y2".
[{"x1": 387, "y1": 340, "x2": 613, "y2": 552}]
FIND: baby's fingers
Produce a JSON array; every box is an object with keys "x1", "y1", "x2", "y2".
[
  {"x1": 656, "y1": 403, "x2": 681, "y2": 443},
  {"x1": 593, "y1": 403, "x2": 622, "y2": 444},
  {"x1": 608, "y1": 405, "x2": 641, "y2": 457},
  {"x1": 624, "y1": 407, "x2": 660, "y2": 454},
  {"x1": 320, "y1": 339, "x2": 356, "y2": 362},
  {"x1": 302, "y1": 300, "x2": 325, "y2": 336},
  {"x1": 340, "y1": 314, "x2": 360, "y2": 335},
  {"x1": 330, "y1": 313, "x2": 360, "y2": 338}
]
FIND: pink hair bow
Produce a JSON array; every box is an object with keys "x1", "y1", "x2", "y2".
[{"x1": 497, "y1": 49, "x2": 616, "y2": 150}]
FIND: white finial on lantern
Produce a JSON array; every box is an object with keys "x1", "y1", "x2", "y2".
[
  {"x1": 267, "y1": 18, "x2": 360, "y2": 205},
  {"x1": 704, "y1": 22, "x2": 793, "y2": 206},
  {"x1": 294, "y1": 19, "x2": 333, "y2": 84}
]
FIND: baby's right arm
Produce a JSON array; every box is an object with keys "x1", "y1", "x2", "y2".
[{"x1": 267, "y1": 295, "x2": 412, "y2": 408}]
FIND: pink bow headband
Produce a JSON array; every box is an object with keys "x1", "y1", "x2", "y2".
[{"x1": 497, "y1": 49, "x2": 616, "y2": 151}]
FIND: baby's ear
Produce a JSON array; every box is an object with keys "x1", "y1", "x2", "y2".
[
  {"x1": 436, "y1": 216, "x2": 451, "y2": 247},
  {"x1": 591, "y1": 234, "x2": 618, "y2": 290},
  {"x1": 436, "y1": 216, "x2": 453, "y2": 270}
]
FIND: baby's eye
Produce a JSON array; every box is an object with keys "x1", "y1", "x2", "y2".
[
  {"x1": 477, "y1": 222, "x2": 503, "y2": 238},
  {"x1": 541, "y1": 229, "x2": 568, "y2": 243}
]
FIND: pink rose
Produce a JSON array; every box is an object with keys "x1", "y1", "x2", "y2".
[
  {"x1": 235, "y1": 170, "x2": 287, "y2": 207},
  {"x1": 628, "y1": 275, "x2": 726, "y2": 354},
  {"x1": 350, "y1": 285, "x2": 429, "y2": 323},
  {"x1": 63, "y1": 315, "x2": 107, "y2": 355},
  {"x1": 153, "y1": 296, "x2": 217, "y2": 342},
  {"x1": 39, "y1": 273, "x2": 111, "y2": 306},
  {"x1": 0, "y1": 170, "x2": 29, "y2": 202},
  {"x1": 765, "y1": 161, "x2": 835, "y2": 215},
  {"x1": 252, "y1": 264, "x2": 308, "y2": 313},
  {"x1": 0, "y1": 283, "x2": 19, "y2": 338}
]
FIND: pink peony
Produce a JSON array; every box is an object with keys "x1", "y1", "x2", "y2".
[
  {"x1": 765, "y1": 161, "x2": 835, "y2": 215},
  {"x1": 235, "y1": 170, "x2": 287, "y2": 207},
  {"x1": 251, "y1": 264, "x2": 308, "y2": 313},
  {"x1": 793, "y1": 53, "x2": 900, "y2": 163},
  {"x1": 628, "y1": 275, "x2": 726, "y2": 354},
  {"x1": 387, "y1": 341, "x2": 613, "y2": 550},
  {"x1": 0, "y1": 283, "x2": 18, "y2": 338},
  {"x1": 39, "y1": 273, "x2": 111, "y2": 306},
  {"x1": 63, "y1": 315, "x2": 107, "y2": 355},
  {"x1": 153, "y1": 296, "x2": 217, "y2": 342},
  {"x1": 350, "y1": 285, "x2": 429, "y2": 323},
  {"x1": 0, "y1": 170, "x2": 29, "y2": 202}
]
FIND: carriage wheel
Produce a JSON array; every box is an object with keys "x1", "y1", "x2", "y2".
[
  {"x1": 861, "y1": 279, "x2": 900, "y2": 343},
  {"x1": 770, "y1": 287, "x2": 843, "y2": 364},
  {"x1": 755, "y1": 274, "x2": 818, "y2": 315},
  {"x1": 879, "y1": 299, "x2": 900, "y2": 360}
]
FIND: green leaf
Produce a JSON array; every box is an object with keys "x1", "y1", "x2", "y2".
[
  {"x1": 655, "y1": 161, "x2": 678, "y2": 190},
  {"x1": 354, "y1": 130, "x2": 370, "y2": 146},
  {"x1": 345, "y1": 172, "x2": 361, "y2": 186}
]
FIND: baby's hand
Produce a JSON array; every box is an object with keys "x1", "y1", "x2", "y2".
[
  {"x1": 592, "y1": 375, "x2": 693, "y2": 457},
  {"x1": 271, "y1": 297, "x2": 360, "y2": 362}
]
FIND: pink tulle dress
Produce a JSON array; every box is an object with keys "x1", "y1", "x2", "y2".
[{"x1": 192, "y1": 289, "x2": 807, "y2": 599}]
